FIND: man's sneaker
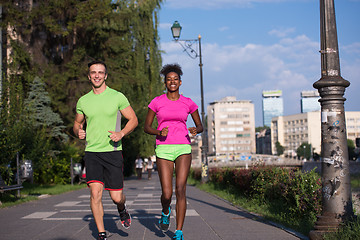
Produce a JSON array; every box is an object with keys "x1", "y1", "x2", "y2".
[
  {"x1": 118, "y1": 206, "x2": 131, "y2": 229},
  {"x1": 159, "y1": 207, "x2": 171, "y2": 232},
  {"x1": 172, "y1": 230, "x2": 184, "y2": 240},
  {"x1": 97, "y1": 232, "x2": 108, "y2": 240}
]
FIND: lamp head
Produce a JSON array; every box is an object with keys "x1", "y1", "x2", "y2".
[{"x1": 171, "y1": 21, "x2": 182, "y2": 40}]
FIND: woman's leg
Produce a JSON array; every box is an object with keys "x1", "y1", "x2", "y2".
[
  {"x1": 156, "y1": 157, "x2": 175, "y2": 214},
  {"x1": 174, "y1": 154, "x2": 192, "y2": 230}
]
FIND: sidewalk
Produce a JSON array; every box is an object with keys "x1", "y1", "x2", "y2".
[{"x1": 0, "y1": 171, "x2": 306, "y2": 239}]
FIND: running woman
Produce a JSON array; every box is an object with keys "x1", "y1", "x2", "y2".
[
  {"x1": 73, "y1": 60, "x2": 138, "y2": 240},
  {"x1": 144, "y1": 63, "x2": 203, "y2": 240}
]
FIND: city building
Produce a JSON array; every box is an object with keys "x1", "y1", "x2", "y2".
[
  {"x1": 207, "y1": 96, "x2": 255, "y2": 157},
  {"x1": 262, "y1": 90, "x2": 283, "y2": 127},
  {"x1": 346, "y1": 111, "x2": 360, "y2": 143},
  {"x1": 256, "y1": 128, "x2": 272, "y2": 155},
  {"x1": 301, "y1": 90, "x2": 321, "y2": 113},
  {"x1": 271, "y1": 111, "x2": 360, "y2": 157},
  {"x1": 190, "y1": 135, "x2": 202, "y2": 167}
]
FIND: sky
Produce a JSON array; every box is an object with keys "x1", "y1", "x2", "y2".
[{"x1": 157, "y1": 0, "x2": 360, "y2": 127}]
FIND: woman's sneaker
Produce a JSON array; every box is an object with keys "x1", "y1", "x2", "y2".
[
  {"x1": 159, "y1": 207, "x2": 171, "y2": 231},
  {"x1": 172, "y1": 230, "x2": 184, "y2": 240},
  {"x1": 118, "y1": 206, "x2": 131, "y2": 229}
]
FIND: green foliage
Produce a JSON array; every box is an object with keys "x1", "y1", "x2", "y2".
[
  {"x1": 255, "y1": 125, "x2": 270, "y2": 132},
  {"x1": 33, "y1": 155, "x2": 72, "y2": 184},
  {"x1": 24, "y1": 76, "x2": 68, "y2": 142},
  {"x1": 1, "y1": 0, "x2": 165, "y2": 180},
  {"x1": 296, "y1": 142, "x2": 312, "y2": 160},
  {"x1": 250, "y1": 167, "x2": 322, "y2": 222},
  {"x1": 323, "y1": 217, "x2": 360, "y2": 240},
  {"x1": 348, "y1": 139, "x2": 356, "y2": 160},
  {"x1": 0, "y1": 182, "x2": 85, "y2": 208},
  {"x1": 191, "y1": 166, "x2": 322, "y2": 233},
  {"x1": 275, "y1": 141, "x2": 285, "y2": 156}
]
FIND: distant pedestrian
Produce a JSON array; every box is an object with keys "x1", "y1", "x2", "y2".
[
  {"x1": 144, "y1": 63, "x2": 203, "y2": 240},
  {"x1": 135, "y1": 156, "x2": 143, "y2": 179},
  {"x1": 147, "y1": 158, "x2": 153, "y2": 180},
  {"x1": 73, "y1": 60, "x2": 138, "y2": 240}
]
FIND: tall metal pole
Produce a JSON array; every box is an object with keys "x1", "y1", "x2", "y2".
[
  {"x1": 198, "y1": 35, "x2": 209, "y2": 183},
  {"x1": 171, "y1": 21, "x2": 209, "y2": 183},
  {"x1": 0, "y1": 5, "x2": 2, "y2": 102},
  {"x1": 309, "y1": 0, "x2": 353, "y2": 238}
]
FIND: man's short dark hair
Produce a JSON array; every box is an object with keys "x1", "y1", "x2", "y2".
[{"x1": 88, "y1": 60, "x2": 107, "y2": 73}]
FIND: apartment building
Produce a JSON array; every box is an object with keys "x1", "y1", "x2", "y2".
[
  {"x1": 207, "y1": 96, "x2": 255, "y2": 156},
  {"x1": 271, "y1": 111, "x2": 360, "y2": 156}
]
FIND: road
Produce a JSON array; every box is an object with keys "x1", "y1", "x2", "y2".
[{"x1": 0, "y1": 172, "x2": 307, "y2": 240}]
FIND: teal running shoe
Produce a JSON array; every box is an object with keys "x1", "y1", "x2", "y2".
[
  {"x1": 172, "y1": 230, "x2": 184, "y2": 240},
  {"x1": 159, "y1": 207, "x2": 171, "y2": 231}
]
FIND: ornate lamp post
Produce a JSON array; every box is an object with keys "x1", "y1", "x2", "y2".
[
  {"x1": 309, "y1": 0, "x2": 353, "y2": 239},
  {"x1": 171, "y1": 20, "x2": 209, "y2": 183}
]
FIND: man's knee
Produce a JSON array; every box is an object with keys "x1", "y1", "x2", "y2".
[
  {"x1": 89, "y1": 183, "x2": 103, "y2": 202},
  {"x1": 111, "y1": 191, "x2": 125, "y2": 205}
]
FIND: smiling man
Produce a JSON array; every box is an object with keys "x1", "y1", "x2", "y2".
[{"x1": 73, "y1": 60, "x2": 138, "y2": 240}]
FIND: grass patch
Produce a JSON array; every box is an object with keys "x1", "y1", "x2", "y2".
[
  {"x1": 0, "y1": 182, "x2": 86, "y2": 208},
  {"x1": 323, "y1": 217, "x2": 360, "y2": 240},
  {"x1": 351, "y1": 174, "x2": 360, "y2": 190},
  {"x1": 187, "y1": 172, "x2": 360, "y2": 238}
]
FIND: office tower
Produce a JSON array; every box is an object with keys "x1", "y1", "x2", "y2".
[
  {"x1": 301, "y1": 90, "x2": 320, "y2": 113},
  {"x1": 207, "y1": 96, "x2": 255, "y2": 156},
  {"x1": 262, "y1": 90, "x2": 283, "y2": 127}
]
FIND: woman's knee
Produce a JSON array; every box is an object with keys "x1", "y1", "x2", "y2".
[{"x1": 175, "y1": 184, "x2": 186, "y2": 199}]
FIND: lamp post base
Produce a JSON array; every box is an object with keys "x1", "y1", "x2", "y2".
[{"x1": 309, "y1": 213, "x2": 341, "y2": 240}]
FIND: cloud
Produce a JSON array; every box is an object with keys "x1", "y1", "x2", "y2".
[
  {"x1": 268, "y1": 27, "x2": 296, "y2": 38},
  {"x1": 161, "y1": 33, "x2": 359, "y2": 126},
  {"x1": 159, "y1": 23, "x2": 172, "y2": 30},
  {"x1": 164, "y1": 0, "x2": 304, "y2": 10},
  {"x1": 218, "y1": 26, "x2": 230, "y2": 32}
]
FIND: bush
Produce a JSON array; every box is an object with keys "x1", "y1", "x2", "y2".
[
  {"x1": 192, "y1": 166, "x2": 322, "y2": 224},
  {"x1": 250, "y1": 166, "x2": 322, "y2": 222}
]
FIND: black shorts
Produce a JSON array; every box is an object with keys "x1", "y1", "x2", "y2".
[{"x1": 84, "y1": 151, "x2": 124, "y2": 191}]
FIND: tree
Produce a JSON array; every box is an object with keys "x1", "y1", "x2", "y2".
[
  {"x1": 24, "y1": 76, "x2": 68, "y2": 142},
  {"x1": 255, "y1": 125, "x2": 270, "y2": 133},
  {"x1": 1, "y1": 0, "x2": 165, "y2": 177},
  {"x1": 296, "y1": 142, "x2": 312, "y2": 160},
  {"x1": 275, "y1": 141, "x2": 285, "y2": 156},
  {"x1": 348, "y1": 139, "x2": 355, "y2": 160}
]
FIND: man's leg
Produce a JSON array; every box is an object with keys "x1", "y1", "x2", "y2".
[
  {"x1": 89, "y1": 182, "x2": 105, "y2": 233},
  {"x1": 109, "y1": 189, "x2": 126, "y2": 211},
  {"x1": 110, "y1": 190, "x2": 131, "y2": 229},
  {"x1": 174, "y1": 154, "x2": 192, "y2": 231}
]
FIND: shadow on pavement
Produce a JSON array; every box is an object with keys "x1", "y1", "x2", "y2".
[{"x1": 83, "y1": 213, "x2": 128, "y2": 239}]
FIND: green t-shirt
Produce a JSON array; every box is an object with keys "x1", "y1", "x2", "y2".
[{"x1": 76, "y1": 87, "x2": 130, "y2": 152}]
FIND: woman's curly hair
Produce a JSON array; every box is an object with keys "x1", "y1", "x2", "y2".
[{"x1": 160, "y1": 63, "x2": 183, "y2": 81}]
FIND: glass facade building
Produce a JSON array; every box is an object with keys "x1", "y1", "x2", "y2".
[
  {"x1": 262, "y1": 90, "x2": 283, "y2": 127},
  {"x1": 301, "y1": 90, "x2": 320, "y2": 113}
]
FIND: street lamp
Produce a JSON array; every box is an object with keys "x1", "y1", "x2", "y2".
[
  {"x1": 309, "y1": 0, "x2": 353, "y2": 239},
  {"x1": 303, "y1": 145, "x2": 306, "y2": 160},
  {"x1": 171, "y1": 20, "x2": 209, "y2": 183}
]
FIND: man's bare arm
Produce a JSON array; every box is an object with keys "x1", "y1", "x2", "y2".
[{"x1": 73, "y1": 113, "x2": 86, "y2": 139}]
